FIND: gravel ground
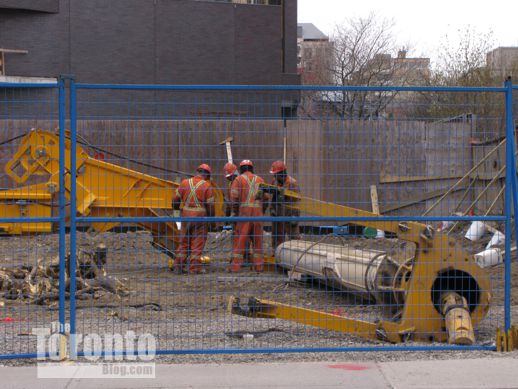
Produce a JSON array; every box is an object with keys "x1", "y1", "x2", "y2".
[{"x1": 0, "y1": 229, "x2": 517, "y2": 365}]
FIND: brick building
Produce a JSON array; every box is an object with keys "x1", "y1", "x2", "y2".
[
  {"x1": 487, "y1": 47, "x2": 518, "y2": 79},
  {"x1": 0, "y1": 0, "x2": 300, "y2": 117},
  {"x1": 297, "y1": 23, "x2": 333, "y2": 85}
]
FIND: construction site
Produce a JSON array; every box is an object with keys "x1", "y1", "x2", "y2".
[
  {"x1": 0, "y1": 5, "x2": 518, "y2": 389},
  {"x1": 0, "y1": 81, "x2": 515, "y2": 362}
]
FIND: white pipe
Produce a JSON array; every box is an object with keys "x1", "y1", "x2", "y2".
[{"x1": 275, "y1": 240, "x2": 396, "y2": 297}]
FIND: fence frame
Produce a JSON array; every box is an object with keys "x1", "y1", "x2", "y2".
[
  {"x1": 0, "y1": 80, "x2": 67, "y2": 360},
  {"x1": 0, "y1": 78, "x2": 516, "y2": 359}
]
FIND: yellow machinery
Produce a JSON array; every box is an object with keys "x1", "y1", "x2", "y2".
[
  {"x1": 0, "y1": 130, "x2": 493, "y2": 345},
  {"x1": 0, "y1": 129, "x2": 224, "y2": 256},
  {"x1": 229, "y1": 185, "x2": 491, "y2": 345}
]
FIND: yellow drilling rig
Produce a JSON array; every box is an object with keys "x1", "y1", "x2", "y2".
[{"x1": 229, "y1": 184, "x2": 492, "y2": 345}]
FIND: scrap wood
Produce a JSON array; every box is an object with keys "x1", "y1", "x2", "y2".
[
  {"x1": 380, "y1": 186, "x2": 468, "y2": 214},
  {"x1": 446, "y1": 165, "x2": 506, "y2": 234},
  {"x1": 485, "y1": 185, "x2": 506, "y2": 216},
  {"x1": 423, "y1": 138, "x2": 506, "y2": 216},
  {"x1": 370, "y1": 185, "x2": 380, "y2": 214},
  {"x1": 225, "y1": 328, "x2": 284, "y2": 339},
  {"x1": 380, "y1": 175, "x2": 462, "y2": 184},
  {"x1": 0, "y1": 245, "x2": 129, "y2": 306}
]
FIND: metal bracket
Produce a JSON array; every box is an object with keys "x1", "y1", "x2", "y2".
[{"x1": 496, "y1": 326, "x2": 518, "y2": 352}]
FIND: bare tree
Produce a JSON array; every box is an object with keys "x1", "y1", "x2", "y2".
[
  {"x1": 434, "y1": 27, "x2": 495, "y2": 86},
  {"x1": 301, "y1": 14, "x2": 424, "y2": 120},
  {"x1": 420, "y1": 27, "x2": 505, "y2": 131}
]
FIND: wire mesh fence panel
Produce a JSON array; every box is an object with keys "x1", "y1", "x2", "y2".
[
  {"x1": 0, "y1": 83, "x2": 64, "y2": 358},
  {"x1": 66, "y1": 83, "x2": 513, "y2": 355},
  {"x1": 0, "y1": 82, "x2": 515, "y2": 359}
]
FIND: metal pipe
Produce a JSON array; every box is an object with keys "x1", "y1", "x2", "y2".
[
  {"x1": 441, "y1": 292, "x2": 475, "y2": 345},
  {"x1": 275, "y1": 240, "x2": 404, "y2": 305},
  {"x1": 504, "y1": 77, "x2": 514, "y2": 332},
  {"x1": 58, "y1": 79, "x2": 66, "y2": 336}
]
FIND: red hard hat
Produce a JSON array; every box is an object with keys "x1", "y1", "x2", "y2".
[
  {"x1": 223, "y1": 162, "x2": 237, "y2": 178},
  {"x1": 197, "y1": 163, "x2": 212, "y2": 174},
  {"x1": 239, "y1": 160, "x2": 254, "y2": 168},
  {"x1": 270, "y1": 160, "x2": 287, "y2": 174}
]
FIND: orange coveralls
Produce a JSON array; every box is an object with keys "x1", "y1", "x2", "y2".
[
  {"x1": 271, "y1": 175, "x2": 301, "y2": 249},
  {"x1": 226, "y1": 180, "x2": 253, "y2": 262},
  {"x1": 173, "y1": 176, "x2": 214, "y2": 273},
  {"x1": 230, "y1": 172, "x2": 265, "y2": 272}
]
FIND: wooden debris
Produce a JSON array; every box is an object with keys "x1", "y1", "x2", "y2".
[
  {"x1": 370, "y1": 185, "x2": 380, "y2": 214},
  {"x1": 380, "y1": 174, "x2": 462, "y2": 184},
  {"x1": 0, "y1": 244, "x2": 129, "y2": 305}
]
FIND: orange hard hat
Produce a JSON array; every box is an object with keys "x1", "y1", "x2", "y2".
[
  {"x1": 239, "y1": 160, "x2": 254, "y2": 168},
  {"x1": 270, "y1": 160, "x2": 287, "y2": 174},
  {"x1": 197, "y1": 163, "x2": 212, "y2": 174},
  {"x1": 223, "y1": 162, "x2": 237, "y2": 178}
]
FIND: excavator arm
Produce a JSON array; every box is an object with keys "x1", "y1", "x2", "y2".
[
  {"x1": 229, "y1": 184, "x2": 491, "y2": 345},
  {"x1": 0, "y1": 129, "x2": 225, "y2": 257}
]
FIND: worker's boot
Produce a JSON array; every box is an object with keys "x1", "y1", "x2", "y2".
[
  {"x1": 244, "y1": 240, "x2": 252, "y2": 266},
  {"x1": 189, "y1": 259, "x2": 206, "y2": 274},
  {"x1": 244, "y1": 250, "x2": 252, "y2": 266},
  {"x1": 253, "y1": 255, "x2": 264, "y2": 273},
  {"x1": 229, "y1": 256, "x2": 243, "y2": 273},
  {"x1": 172, "y1": 257, "x2": 186, "y2": 274}
]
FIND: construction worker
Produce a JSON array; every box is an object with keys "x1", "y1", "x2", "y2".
[
  {"x1": 172, "y1": 164, "x2": 215, "y2": 274},
  {"x1": 223, "y1": 162, "x2": 238, "y2": 216},
  {"x1": 230, "y1": 160, "x2": 267, "y2": 273},
  {"x1": 224, "y1": 161, "x2": 255, "y2": 264},
  {"x1": 269, "y1": 160, "x2": 301, "y2": 249}
]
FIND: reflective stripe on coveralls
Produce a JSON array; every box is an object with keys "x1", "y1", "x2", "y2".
[{"x1": 183, "y1": 178, "x2": 206, "y2": 211}]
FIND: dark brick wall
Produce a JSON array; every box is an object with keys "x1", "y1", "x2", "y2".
[
  {"x1": 0, "y1": 7, "x2": 69, "y2": 77},
  {"x1": 0, "y1": 0, "x2": 299, "y2": 85},
  {"x1": 0, "y1": 0, "x2": 59, "y2": 13},
  {"x1": 69, "y1": 0, "x2": 156, "y2": 84}
]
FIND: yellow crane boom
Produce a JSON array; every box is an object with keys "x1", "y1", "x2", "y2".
[{"x1": 0, "y1": 129, "x2": 224, "y2": 255}]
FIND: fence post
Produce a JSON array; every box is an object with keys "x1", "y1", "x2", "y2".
[
  {"x1": 510, "y1": 82, "x2": 518, "y2": 265},
  {"x1": 69, "y1": 77, "x2": 78, "y2": 357},
  {"x1": 504, "y1": 77, "x2": 514, "y2": 332},
  {"x1": 58, "y1": 78, "x2": 67, "y2": 336}
]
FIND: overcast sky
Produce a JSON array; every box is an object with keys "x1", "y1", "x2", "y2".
[{"x1": 298, "y1": 0, "x2": 518, "y2": 62}]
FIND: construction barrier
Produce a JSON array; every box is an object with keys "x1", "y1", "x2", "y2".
[{"x1": 0, "y1": 79, "x2": 516, "y2": 359}]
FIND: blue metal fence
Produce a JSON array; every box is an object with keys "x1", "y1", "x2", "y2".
[
  {"x1": 0, "y1": 81, "x2": 64, "y2": 359},
  {"x1": 0, "y1": 79, "x2": 516, "y2": 359}
]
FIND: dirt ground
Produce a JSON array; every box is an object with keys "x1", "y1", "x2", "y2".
[{"x1": 0, "y1": 227, "x2": 517, "y2": 364}]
